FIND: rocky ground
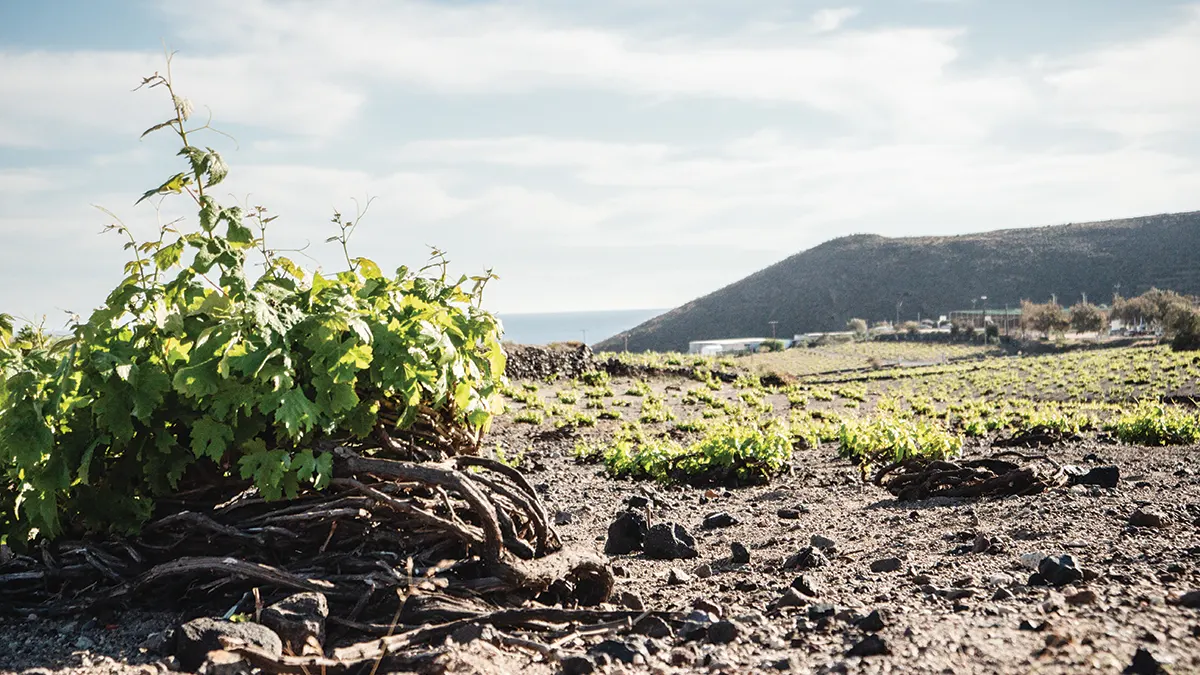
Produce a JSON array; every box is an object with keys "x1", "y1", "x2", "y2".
[
  {"x1": 488, "y1": 417, "x2": 1200, "y2": 674},
  {"x1": 3, "y1": 367, "x2": 1200, "y2": 674}
]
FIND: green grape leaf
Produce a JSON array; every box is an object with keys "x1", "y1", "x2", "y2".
[
  {"x1": 190, "y1": 416, "x2": 233, "y2": 462},
  {"x1": 226, "y1": 219, "x2": 254, "y2": 246},
  {"x1": 238, "y1": 444, "x2": 290, "y2": 501},
  {"x1": 354, "y1": 257, "x2": 382, "y2": 279},
  {"x1": 325, "y1": 381, "x2": 359, "y2": 414},
  {"x1": 205, "y1": 148, "x2": 229, "y2": 187},
  {"x1": 178, "y1": 146, "x2": 208, "y2": 178},
  {"x1": 155, "y1": 239, "x2": 185, "y2": 270},
  {"x1": 274, "y1": 387, "x2": 318, "y2": 439},
  {"x1": 198, "y1": 196, "x2": 219, "y2": 232},
  {"x1": 173, "y1": 357, "x2": 221, "y2": 399},
  {"x1": 129, "y1": 363, "x2": 171, "y2": 421}
]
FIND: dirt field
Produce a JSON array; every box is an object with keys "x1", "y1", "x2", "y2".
[{"x1": 3, "y1": 346, "x2": 1199, "y2": 674}]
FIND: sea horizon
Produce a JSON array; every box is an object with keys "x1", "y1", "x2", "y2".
[{"x1": 497, "y1": 308, "x2": 667, "y2": 347}]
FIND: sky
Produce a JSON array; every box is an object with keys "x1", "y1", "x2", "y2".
[{"x1": 2, "y1": 0, "x2": 1199, "y2": 326}]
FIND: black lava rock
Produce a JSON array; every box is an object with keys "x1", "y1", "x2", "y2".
[
  {"x1": 561, "y1": 655, "x2": 597, "y2": 675},
  {"x1": 175, "y1": 618, "x2": 282, "y2": 672},
  {"x1": 1175, "y1": 590, "x2": 1200, "y2": 608},
  {"x1": 783, "y1": 546, "x2": 828, "y2": 570},
  {"x1": 856, "y1": 609, "x2": 887, "y2": 632},
  {"x1": 791, "y1": 574, "x2": 820, "y2": 597},
  {"x1": 703, "y1": 511, "x2": 739, "y2": 529},
  {"x1": 847, "y1": 634, "x2": 890, "y2": 657},
  {"x1": 1038, "y1": 554, "x2": 1084, "y2": 587},
  {"x1": 627, "y1": 495, "x2": 652, "y2": 509},
  {"x1": 644, "y1": 522, "x2": 699, "y2": 560},
  {"x1": 771, "y1": 588, "x2": 808, "y2": 609},
  {"x1": 731, "y1": 542, "x2": 751, "y2": 564},
  {"x1": 589, "y1": 638, "x2": 648, "y2": 665},
  {"x1": 632, "y1": 615, "x2": 672, "y2": 639},
  {"x1": 260, "y1": 592, "x2": 328, "y2": 654},
  {"x1": 707, "y1": 620, "x2": 741, "y2": 644},
  {"x1": 1069, "y1": 465, "x2": 1120, "y2": 488},
  {"x1": 870, "y1": 557, "x2": 903, "y2": 573},
  {"x1": 605, "y1": 511, "x2": 649, "y2": 555},
  {"x1": 1129, "y1": 509, "x2": 1167, "y2": 528},
  {"x1": 1123, "y1": 647, "x2": 1168, "y2": 674}
]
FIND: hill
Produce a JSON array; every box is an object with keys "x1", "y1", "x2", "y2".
[{"x1": 595, "y1": 211, "x2": 1200, "y2": 353}]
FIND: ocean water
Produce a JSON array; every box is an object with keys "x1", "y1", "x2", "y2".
[{"x1": 497, "y1": 308, "x2": 667, "y2": 347}]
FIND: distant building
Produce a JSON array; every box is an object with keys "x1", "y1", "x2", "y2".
[
  {"x1": 688, "y1": 337, "x2": 779, "y2": 355},
  {"x1": 948, "y1": 308, "x2": 1022, "y2": 333},
  {"x1": 793, "y1": 331, "x2": 856, "y2": 345}
]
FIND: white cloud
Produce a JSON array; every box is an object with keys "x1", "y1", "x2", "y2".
[
  {"x1": 0, "y1": 49, "x2": 363, "y2": 148},
  {"x1": 1041, "y1": 6, "x2": 1200, "y2": 139},
  {"x1": 2, "y1": 1, "x2": 1200, "y2": 317},
  {"x1": 157, "y1": 0, "x2": 1029, "y2": 141},
  {"x1": 810, "y1": 8, "x2": 860, "y2": 33}
]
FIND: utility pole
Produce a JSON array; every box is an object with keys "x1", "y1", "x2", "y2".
[
  {"x1": 895, "y1": 300, "x2": 903, "y2": 327},
  {"x1": 581, "y1": 329, "x2": 587, "y2": 345},
  {"x1": 768, "y1": 321, "x2": 778, "y2": 340},
  {"x1": 624, "y1": 335, "x2": 629, "y2": 353},
  {"x1": 980, "y1": 295, "x2": 988, "y2": 341}
]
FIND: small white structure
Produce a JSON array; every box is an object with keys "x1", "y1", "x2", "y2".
[
  {"x1": 688, "y1": 337, "x2": 775, "y2": 355},
  {"x1": 793, "y1": 331, "x2": 856, "y2": 346}
]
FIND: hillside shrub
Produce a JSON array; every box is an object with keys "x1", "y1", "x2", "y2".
[
  {"x1": 761, "y1": 339, "x2": 786, "y2": 352},
  {"x1": 846, "y1": 318, "x2": 868, "y2": 340},
  {"x1": 0, "y1": 65, "x2": 505, "y2": 542}
]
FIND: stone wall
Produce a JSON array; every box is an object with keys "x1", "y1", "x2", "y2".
[{"x1": 503, "y1": 342, "x2": 596, "y2": 381}]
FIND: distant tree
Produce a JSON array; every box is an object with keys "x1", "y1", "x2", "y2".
[
  {"x1": 846, "y1": 318, "x2": 868, "y2": 339},
  {"x1": 901, "y1": 321, "x2": 921, "y2": 336},
  {"x1": 1021, "y1": 300, "x2": 1068, "y2": 339},
  {"x1": 1113, "y1": 288, "x2": 1197, "y2": 335},
  {"x1": 950, "y1": 320, "x2": 975, "y2": 341},
  {"x1": 1068, "y1": 302, "x2": 1106, "y2": 336},
  {"x1": 1170, "y1": 309, "x2": 1200, "y2": 351}
]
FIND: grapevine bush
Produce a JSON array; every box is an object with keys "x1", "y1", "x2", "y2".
[
  {"x1": 0, "y1": 61, "x2": 505, "y2": 543},
  {"x1": 575, "y1": 420, "x2": 792, "y2": 485},
  {"x1": 1106, "y1": 402, "x2": 1200, "y2": 446},
  {"x1": 837, "y1": 417, "x2": 962, "y2": 472}
]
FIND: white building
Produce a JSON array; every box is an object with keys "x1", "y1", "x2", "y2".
[{"x1": 688, "y1": 337, "x2": 777, "y2": 355}]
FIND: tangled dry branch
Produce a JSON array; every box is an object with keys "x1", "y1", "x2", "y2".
[
  {"x1": 0, "y1": 445, "x2": 612, "y2": 639},
  {"x1": 874, "y1": 452, "x2": 1066, "y2": 500}
]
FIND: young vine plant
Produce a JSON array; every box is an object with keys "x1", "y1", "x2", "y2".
[{"x1": 0, "y1": 57, "x2": 506, "y2": 543}]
